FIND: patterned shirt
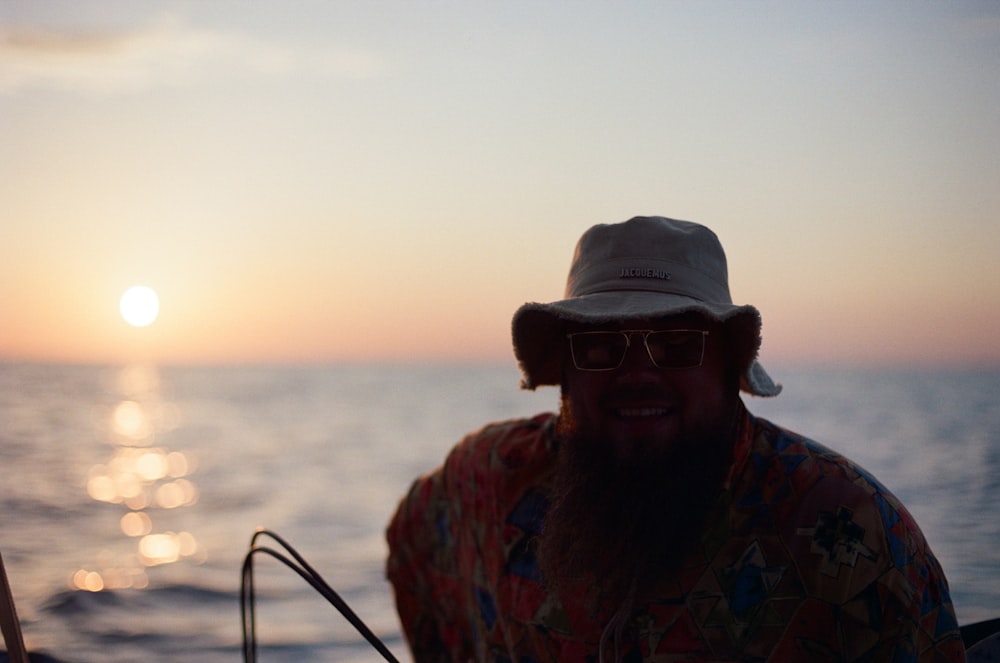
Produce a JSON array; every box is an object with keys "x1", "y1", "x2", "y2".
[{"x1": 386, "y1": 408, "x2": 966, "y2": 662}]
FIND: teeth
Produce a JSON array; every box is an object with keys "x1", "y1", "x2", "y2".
[{"x1": 617, "y1": 407, "x2": 668, "y2": 417}]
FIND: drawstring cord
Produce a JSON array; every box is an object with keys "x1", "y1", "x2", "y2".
[{"x1": 598, "y1": 576, "x2": 638, "y2": 663}]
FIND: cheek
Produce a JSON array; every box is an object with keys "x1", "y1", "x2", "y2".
[
  {"x1": 562, "y1": 373, "x2": 606, "y2": 424},
  {"x1": 688, "y1": 380, "x2": 729, "y2": 419},
  {"x1": 682, "y1": 362, "x2": 738, "y2": 428}
]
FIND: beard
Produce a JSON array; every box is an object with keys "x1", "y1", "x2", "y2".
[{"x1": 536, "y1": 394, "x2": 737, "y2": 608}]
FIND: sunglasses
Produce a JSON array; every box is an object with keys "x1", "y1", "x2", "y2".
[{"x1": 566, "y1": 329, "x2": 709, "y2": 371}]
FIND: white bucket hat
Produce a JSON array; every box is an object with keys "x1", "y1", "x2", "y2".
[{"x1": 512, "y1": 216, "x2": 781, "y2": 397}]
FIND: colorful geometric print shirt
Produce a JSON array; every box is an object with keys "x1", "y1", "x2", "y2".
[{"x1": 386, "y1": 408, "x2": 966, "y2": 662}]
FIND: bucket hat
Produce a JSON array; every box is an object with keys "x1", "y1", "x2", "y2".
[{"x1": 512, "y1": 216, "x2": 781, "y2": 396}]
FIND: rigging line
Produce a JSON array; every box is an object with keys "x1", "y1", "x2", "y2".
[
  {"x1": 249, "y1": 530, "x2": 387, "y2": 652},
  {"x1": 0, "y1": 550, "x2": 29, "y2": 663},
  {"x1": 243, "y1": 546, "x2": 401, "y2": 663},
  {"x1": 241, "y1": 530, "x2": 401, "y2": 663},
  {"x1": 240, "y1": 552, "x2": 258, "y2": 663}
]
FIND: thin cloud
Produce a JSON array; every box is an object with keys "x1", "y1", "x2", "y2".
[
  {"x1": 963, "y1": 15, "x2": 1000, "y2": 40},
  {"x1": 0, "y1": 16, "x2": 389, "y2": 94}
]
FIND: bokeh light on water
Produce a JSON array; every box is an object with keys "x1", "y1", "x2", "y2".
[{"x1": 71, "y1": 364, "x2": 203, "y2": 592}]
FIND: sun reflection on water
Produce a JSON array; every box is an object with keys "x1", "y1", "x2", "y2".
[{"x1": 71, "y1": 364, "x2": 202, "y2": 592}]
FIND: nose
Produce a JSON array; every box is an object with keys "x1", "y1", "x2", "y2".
[{"x1": 619, "y1": 332, "x2": 658, "y2": 371}]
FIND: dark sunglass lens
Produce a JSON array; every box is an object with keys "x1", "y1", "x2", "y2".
[
  {"x1": 572, "y1": 332, "x2": 627, "y2": 370},
  {"x1": 646, "y1": 331, "x2": 704, "y2": 368}
]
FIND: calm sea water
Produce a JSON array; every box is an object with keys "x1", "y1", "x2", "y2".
[{"x1": 1, "y1": 362, "x2": 997, "y2": 662}]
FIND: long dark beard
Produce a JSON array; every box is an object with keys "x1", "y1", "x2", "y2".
[{"x1": 537, "y1": 397, "x2": 736, "y2": 609}]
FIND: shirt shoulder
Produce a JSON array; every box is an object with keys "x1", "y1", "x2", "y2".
[
  {"x1": 744, "y1": 415, "x2": 910, "y2": 518},
  {"x1": 445, "y1": 412, "x2": 557, "y2": 478},
  {"x1": 388, "y1": 412, "x2": 556, "y2": 545},
  {"x1": 733, "y1": 415, "x2": 963, "y2": 656}
]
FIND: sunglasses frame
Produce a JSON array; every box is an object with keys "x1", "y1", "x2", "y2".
[{"x1": 565, "y1": 329, "x2": 710, "y2": 371}]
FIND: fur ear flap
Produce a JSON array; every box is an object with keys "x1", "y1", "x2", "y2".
[
  {"x1": 724, "y1": 312, "x2": 761, "y2": 375},
  {"x1": 722, "y1": 311, "x2": 783, "y2": 397}
]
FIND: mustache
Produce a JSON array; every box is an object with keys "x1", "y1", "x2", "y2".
[{"x1": 601, "y1": 384, "x2": 673, "y2": 402}]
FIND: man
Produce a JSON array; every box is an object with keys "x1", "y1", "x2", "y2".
[{"x1": 386, "y1": 216, "x2": 965, "y2": 662}]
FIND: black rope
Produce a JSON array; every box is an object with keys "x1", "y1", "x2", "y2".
[{"x1": 240, "y1": 528, "x2": 401, "y2": 663}]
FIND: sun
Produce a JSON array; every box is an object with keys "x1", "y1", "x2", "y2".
[{"x1": 120, "y1": 286, "x2": 160, "y2": 327}]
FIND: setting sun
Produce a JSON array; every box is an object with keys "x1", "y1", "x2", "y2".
[{"x1": 120, "y1": 286, "x2": 160, "y2": 328}]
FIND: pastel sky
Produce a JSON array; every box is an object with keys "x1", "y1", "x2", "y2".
[{"x1": 2, "y1": 1, "x2": 998, "y2": 368}]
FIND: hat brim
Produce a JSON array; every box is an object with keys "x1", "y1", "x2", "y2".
[{"x1": 512, "y1": 290, "x2": 781, "y2": 397}]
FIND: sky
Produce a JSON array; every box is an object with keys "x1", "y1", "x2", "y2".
[{"x1": 2, "y1": 1, "x2": 999, "y2": 369}]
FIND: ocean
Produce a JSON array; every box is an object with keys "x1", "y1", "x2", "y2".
[{"x1": 1, "y1": 362, "x2": 997, "y2": 662}]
